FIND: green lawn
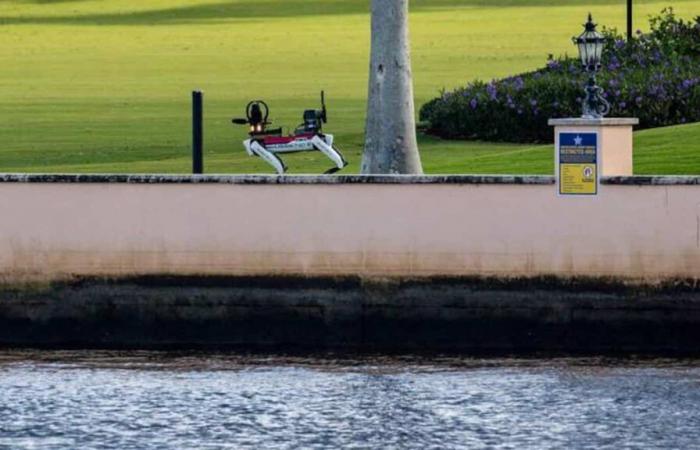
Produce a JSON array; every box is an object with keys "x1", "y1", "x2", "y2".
[{"x1": 1, "y1": 0, "x2": 699, "y2": 175}]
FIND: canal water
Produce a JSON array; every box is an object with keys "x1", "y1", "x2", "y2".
[{"x1": 0, "y1": 352, "x2": 699, "y2": 449}]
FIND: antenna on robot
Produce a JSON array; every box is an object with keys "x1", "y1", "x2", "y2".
[{"x1": 320, "y1": 90, "x2": 327, "y2": 124}]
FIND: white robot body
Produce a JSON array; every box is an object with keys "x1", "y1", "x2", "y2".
[
  {"x1": 234, "y1": 92, "x2": 347, "y2": 174},
  {"x1": 243, "y1": 134, "x2": 346, "y2": 175}
]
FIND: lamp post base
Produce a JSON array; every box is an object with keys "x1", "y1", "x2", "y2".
[{"x1": 582, "y1": 74, "x2": 610, "y2": 119}]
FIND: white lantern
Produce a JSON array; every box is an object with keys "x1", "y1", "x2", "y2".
[{"x1": 574, "y1": 14, "x2": 606, "y2": 71}]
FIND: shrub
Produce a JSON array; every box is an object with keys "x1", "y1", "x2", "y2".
[{"x1": 419, "y1": 9, "x2": 700, "y2": 143}]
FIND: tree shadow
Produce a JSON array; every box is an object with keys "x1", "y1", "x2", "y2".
[
  {"x1": 0, "y1": 0, "x2": 92, "y2": 3},
  {"x1": 10, "y1": 0, "x2": 94, "y2": 3},
  {"x1": 0, "y1": 0, "x2": 664, "y2": 27},
  {"x1": 10, "y1": 0, "x2": 355, "y2": 25}
]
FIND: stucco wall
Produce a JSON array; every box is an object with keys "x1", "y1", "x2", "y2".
[{"x1": 1, "y1": 174, "x2": 699, "y2": 281}]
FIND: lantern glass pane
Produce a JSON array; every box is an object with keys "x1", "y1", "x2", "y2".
[
  {"x1": 586, "y1": 41, "x2": 597, "y2": 65},
  {"x1": 577, "y1": 41, "x2": 587, "y2": 65},
  {"x1": 594, "y1": 40, "x2": 604, "y2": 62}
]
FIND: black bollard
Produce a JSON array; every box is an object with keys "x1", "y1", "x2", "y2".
[{"x1": 192, "y1": 90, "x2": 203, "y2": 174}]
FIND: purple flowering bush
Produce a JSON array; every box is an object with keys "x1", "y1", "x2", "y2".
[{"x1": 419, "y1": 9, "x2": 700, "y2": 143}]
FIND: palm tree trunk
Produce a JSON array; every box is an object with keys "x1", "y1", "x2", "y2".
[{"x1": 361, "y1": 0, "x2": 423, "y2": 175}]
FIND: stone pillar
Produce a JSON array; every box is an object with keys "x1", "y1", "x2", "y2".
[{"x1": 549, "y1": 118, "x2": 639, "y2": 176}]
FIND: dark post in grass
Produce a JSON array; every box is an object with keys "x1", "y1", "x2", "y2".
[
  {"x1": 192, "y1": 90, "x2": 204, "y2": 174},
  {"x1": 627, "y1": 0, "x2": 633, "y2": 42}
]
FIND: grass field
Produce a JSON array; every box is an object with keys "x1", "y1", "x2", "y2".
[{"x1": 1, "y1": 0, "x2": 699, "y2": 175}]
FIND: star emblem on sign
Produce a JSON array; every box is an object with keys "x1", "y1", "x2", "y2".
[{"x1": 574, "y1": 135, "x2": 583, "y2": 146}]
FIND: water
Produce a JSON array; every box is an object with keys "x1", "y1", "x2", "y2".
[{"x1": 1, "y1": 352, "x2": 699, "y2": 449}]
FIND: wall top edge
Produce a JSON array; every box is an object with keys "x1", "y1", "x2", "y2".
[
  {"x1": 548, "y1": 117, "x2": 640, "y2": 126},
  {"x1": 0, "y1": 174, "x2": 698, "y2": 185},
  {"x1": 0, "y1": 174, "x2": 555, "y2": 185}
]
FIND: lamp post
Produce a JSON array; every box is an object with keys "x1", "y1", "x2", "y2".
[{"x1": 573, "y1": 14, "x2": 610, "y2": 119}]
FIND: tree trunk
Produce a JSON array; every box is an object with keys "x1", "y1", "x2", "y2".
[{"x1": 361, "y1": 0, "x2": 423, "y2": 175}]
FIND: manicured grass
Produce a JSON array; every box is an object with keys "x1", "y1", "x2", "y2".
[
  {"x1": 1, "y1": 0, "x2": 699, "y2": 174},
  {"x1": 633, "y1": 122, "x2": 700, "y2": 174}
]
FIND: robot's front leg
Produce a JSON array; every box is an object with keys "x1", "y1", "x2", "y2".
[
  {"x1": 311, "y1": 135, "x2": 347, "y2": 172},
  {"x1": 248, "y1": 140, "x2": 287, "y2": 175}
]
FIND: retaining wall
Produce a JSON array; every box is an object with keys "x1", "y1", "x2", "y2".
[
  {"x1": 1, "y1": 174, "x2": 698, "y2": 281},
  {"x1": 1, "y1": 174, "x2": 699, "y2": 353}
]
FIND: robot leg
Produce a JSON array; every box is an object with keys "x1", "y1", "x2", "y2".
[
  {"x1": 249, "y1": 141, "x2": 287, "y2": 175},
  {"x1": 311, "y1": 135, "x2": 347, "y2": 172}
]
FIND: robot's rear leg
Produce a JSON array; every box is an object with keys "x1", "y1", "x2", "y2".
[
  {"x1": 250, "y1": 141, "x2": 287, "y2": 175},
  {"x1": 324, "y1": 149, "x2": 346, "y2": 174},
  {"x1": 312, "y1": 136, "x2": 347, "y2": 172}
]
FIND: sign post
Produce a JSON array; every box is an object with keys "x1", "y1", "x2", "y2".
[{"x1": 557, "y1": 132, "x2": 599, "y2": 196}]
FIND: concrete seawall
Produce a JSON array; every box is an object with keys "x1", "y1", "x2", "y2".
[
  {"x1": 1, "y1": 174, "x2": 699, "y2": 353},
  {"x1": 1, "y1": 174, "x2": 699, "y2": 281}
]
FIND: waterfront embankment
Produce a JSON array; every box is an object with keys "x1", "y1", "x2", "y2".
[
  {"x1": 1, "y1": 174, "x2": 698, "y2": 352},
  {"x1": 1, "y1": 275, "x2": 699, "y2": 353}
]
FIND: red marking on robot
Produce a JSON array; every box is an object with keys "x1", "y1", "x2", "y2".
[{"x1": 263, "y1": 133, "x2": 314, "y2": 145}]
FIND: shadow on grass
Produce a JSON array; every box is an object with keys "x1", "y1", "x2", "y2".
[
  {"x1": 0, "y1": 0, "x2": 679, "y2": 26},
  {"x1": 1, "y1": 0, "x2": 93, "y2": 3}
]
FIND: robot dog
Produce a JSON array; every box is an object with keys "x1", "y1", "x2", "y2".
[{"x1": 232, "y1": 91, "x2": 348, "y2": 174}]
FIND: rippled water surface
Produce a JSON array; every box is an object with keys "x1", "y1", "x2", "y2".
[{"x1": 1, "y1": 352, "x2": 699, "y2": 449}]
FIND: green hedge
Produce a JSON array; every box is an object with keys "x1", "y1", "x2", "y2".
[{"x1": 419, "y1": 9, "x2": 700, "y2": 143}]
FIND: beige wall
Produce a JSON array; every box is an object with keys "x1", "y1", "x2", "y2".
[{"x1": 1, "y1": 181, "x2": 699, "y2": 281}]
